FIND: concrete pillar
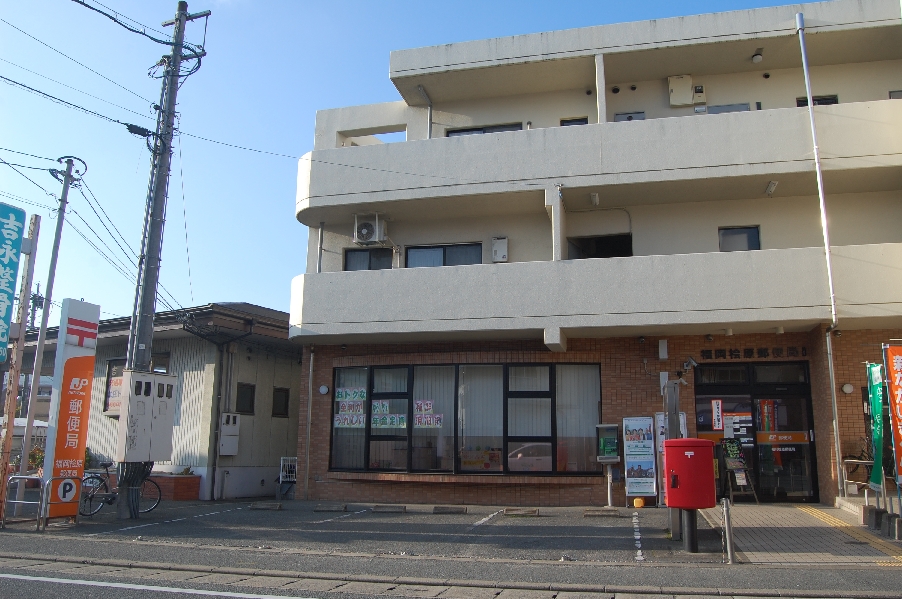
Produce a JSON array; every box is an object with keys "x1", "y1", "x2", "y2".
[
  {"x1": 595, "y1": 54, "x2": 607, "y2": 123},
  {"x1": 545, "y1": 187, "x2": 567, "y2": 261}
]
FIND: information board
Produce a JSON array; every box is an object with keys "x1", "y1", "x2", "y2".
[{"x1": 623, "y1": 416, "x2": 656, "y2": 496}]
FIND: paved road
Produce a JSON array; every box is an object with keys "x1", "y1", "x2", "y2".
[{"x1": 0, "y1": 499, "x2": 899, "y2": 598}]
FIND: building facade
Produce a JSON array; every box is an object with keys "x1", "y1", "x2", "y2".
[
  {"x1": 22, "y1": 303, "x2": 302, "y2": 500},
  {"x1": 290, "y1": 0, "x2": 902, "y2": 506}
]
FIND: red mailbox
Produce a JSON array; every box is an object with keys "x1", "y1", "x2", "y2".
[{"x1": 663, "y1": 438, "x2": 716, "y2": 509}]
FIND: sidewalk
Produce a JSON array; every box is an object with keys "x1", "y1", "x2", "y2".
[{"x1": 701, "y1": 503, "x2": 902, "y2": 566}]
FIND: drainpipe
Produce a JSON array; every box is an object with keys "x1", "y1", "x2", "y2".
[
  {"x1": 304, "y1": 345, "x2": 315, "y2": 500},
  {"x1": 797, "y1": 13, "x2": 844, "y2": 498},
  {"x1": 316, "y1": 222, "x2": 324, "y2": 274},
  {"x1": 417, "y1": 85, "x2": 433, "y2": 139}
]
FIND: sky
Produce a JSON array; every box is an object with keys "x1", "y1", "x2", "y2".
[{"x1": 0, "y1": 0, "x2": 786, "y2": 322}]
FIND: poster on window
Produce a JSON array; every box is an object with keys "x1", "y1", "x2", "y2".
[
  {"x1": 623, "y1": 416, "x2": 656, "y2": 496},
  {"x1": 654, "y1": 412, "x2": 688, "y2": 454},
  {"x1": 336, "y1": 387, "x2": 366, "y2": 401}
]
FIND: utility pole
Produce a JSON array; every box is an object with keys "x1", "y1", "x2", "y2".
[
  {"x1": 119, "y1": 0, "x2": 208, "y2": 519},
  {"x1": 16, "y1": 158, "x2": 83, "y2": 514},
  {"x1": 16, "y1": 284, "x2": 42, "y2": 421}
]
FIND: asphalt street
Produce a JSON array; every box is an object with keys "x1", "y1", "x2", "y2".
[{"x1": 0, "y1": 498, "x2": 899, "y2": 598}]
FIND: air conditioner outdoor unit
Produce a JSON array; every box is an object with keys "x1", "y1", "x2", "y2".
[{"x1": 353, "y1": 213, "x2": 387, "y2": 245}]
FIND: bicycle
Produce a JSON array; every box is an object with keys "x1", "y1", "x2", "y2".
[{"x1": 79, "y1": 461, "x2": 161, "y2": 516}]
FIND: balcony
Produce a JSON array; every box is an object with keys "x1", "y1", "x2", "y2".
[
  {"x1": 296, "y1": 100, "x2": 902, "y2": 225},
  {"x1": 289, "y1": 242, "x2": 902, "y2": 346}
]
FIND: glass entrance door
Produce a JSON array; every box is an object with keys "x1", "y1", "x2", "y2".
[{"x1": 753, "y1": 397, "x2": 817, "y2": 500}]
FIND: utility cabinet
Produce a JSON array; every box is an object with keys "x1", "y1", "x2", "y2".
[
  {"x1": 219, "y1": 413, "x2": 240, "y2": 456},
  {"x1": 668, "y1": 75, "x2": 694, "y2": 106},
  {"x1": 115, "y1": 371, "x2": 178, "y2": 462}
]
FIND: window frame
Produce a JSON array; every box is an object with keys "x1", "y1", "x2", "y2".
[
  {"x1": 235, "y1": 382, "x2": 256, "y2": 415},
  {"x1": 718, "y1": 226, "x2": 761, "y2": 252},
  {"x1": 405, "y1": 243, "x2": 483, "y2": 268},
  {"x1": 328, "y1": 363, "x2": 602, "y2": 476},
  {"x1": 344, "y1": 247, "x2": 393, "y2": 271},
  {"x1": 560, "y1": 117, "x2": 589, "y2": 126},
  {"x1": 446, "y1": 123, "x2": 523, "y2": 137},
  {"x1": 796, "y1": 95, "x2": 838, "y2": 107},
  {"x1": 567, "y1": 234, "x2": 633, "y2": 260},
  {"x1": 272, "y1": 387, "x2": 290, "y2": 418}
]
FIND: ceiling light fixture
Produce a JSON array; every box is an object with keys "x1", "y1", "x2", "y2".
[
  {"x1": 765, "y1": 180, "x2": 778, "y2": 196},
  {"x1": 752, "y1": 48, "x2": 764, "y2": 63}
]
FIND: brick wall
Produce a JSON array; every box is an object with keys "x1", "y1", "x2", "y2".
[{"x1": 294, "y1": 329, "x2": 897, "y2": 507}]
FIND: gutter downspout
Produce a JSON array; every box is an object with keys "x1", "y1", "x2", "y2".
[
  {"x1": 797, "y1": 13, "x2": 844, "y2": 498},
  {"x1": 304, "y1": 345, "x2": 314, "y2": 500},
  {"x1": 316, "y1": 223, "x2": 324, "y2": 274},
  {"x1": 417, "y1": 85, "x2": 432, "y2": 140}
]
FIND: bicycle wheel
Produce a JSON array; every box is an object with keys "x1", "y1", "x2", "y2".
[
  {"x1": 841, "y1": 456, "x2": 860, "y2": 475},
  {"x1": 138, "y1": 479, "x2": 161, "y2": 513},
  {"x1": 79, "y1": 475, "x2": 108, "y2": 516}
]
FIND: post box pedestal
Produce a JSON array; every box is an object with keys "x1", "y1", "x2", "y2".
[{"x1": 682, "y1": 509, "x2": 698, "y2": 552}]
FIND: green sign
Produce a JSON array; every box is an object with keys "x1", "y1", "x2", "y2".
[
  {"x1": 867, "y1": 363, "x2": 885, "y2": 492},
  {"x1": 0, "y1": 202, "x2": 26, "y2": 362}
]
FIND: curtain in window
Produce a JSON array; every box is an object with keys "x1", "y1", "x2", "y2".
[
  {"x1": 458, "y1": 365, "x2": 503, "y2": 472},
  {"x1": 555, "y1": 365, "x2": 602, "y2": 472},
  {"x1": 407, "y1": 247, "x2": 443, "y2": 268},
  {"x1": 412, "y1": 366, "x2": 454, "y2": 471},
  {"x1": 331, "y1": 367, "x2": 367, "y2": 469}
]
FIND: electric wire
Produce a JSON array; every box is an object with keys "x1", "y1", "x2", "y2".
[
  {"x1": 0, "y1": 161, "x2": 51, "y2": 170},
  {"x1": 176, "y1": 133, "x2": 195, "y2": 303},
  {"x1": 0, "y1": 75, "x2": 126, "y2": 126},
  {"x1": 0, "y1": 18, "x2": 153, "y2": 104},
  {"x1": 0, "y1": 155, "x2": 55, "y2": 197},
  {"x1": 0, "y1": 57, "x2": 154, "y2": 121},
  {"x1": 80, "y1": 179, "x2": 138, "y2": 259},
  {"x1": 0, "y1": 189, "x2": 54, "y2": 211},
  {"x1": 84, "y1": 0, "x2": 170, "y2": 38},
  {"x1": 0, "y1": 147, "x2": 56, "y2": 162},
  {"x1": 70, "y1": 0, "x2": 199, "y2": 50}
]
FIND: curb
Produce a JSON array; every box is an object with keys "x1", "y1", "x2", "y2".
[{"x1": 1, "y1": 551, "x2": 901, "y2": 598}]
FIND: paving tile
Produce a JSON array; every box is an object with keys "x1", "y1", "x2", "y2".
[
  {"x1": 105, "y1": 568, "x2": 166, "y2": 578},
  {"x1": 21, "y1": 562, "x2": 87, "y2": 572},
  {"x1": 232, "y1": 575, "x2": 293, "y2": 588},
  {"x1": 555, "y1": 593, "x2": 615, "y2": 599},
  {"x1": 338, "y1": 581, "x2": 398, "y2": 595},
  {"x1": 282, "y1": 578, "x2": 348, "y2": 592},
  {"x1": 386, "y1": 583, "x2": 451, "y2": 597},
  {"x1": 0, "y1": 559, "x2": 52, "y2": 568},
  {"x1": 188, "y1": 573, "x2": 252, "y2": 584},
  {"x1": 437, "y1": 587, "x2": 501, "y2": 599},
  {"x1": 142, "y1": 570, "x2": 208, "y2": 581},
  {"x1": 69, "y1": 566, "x2": 129, "y2": 575},
  {"x1": 496, "y1": 590, "x2": 556, "y2": 599}
]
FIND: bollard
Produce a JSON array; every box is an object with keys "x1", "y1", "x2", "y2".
[
  {"x1": 723, "y1": 498, "x2": 736, "y2": 564},
  {"x1": 881, "y1": 513, "x2": 899, "y2": 538},
  {"x1": 868, "y1": 508, "x2": 887, "y2": 530}
]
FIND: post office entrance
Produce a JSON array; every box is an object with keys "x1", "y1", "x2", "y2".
[{"x1": 694, "y1": 362, "x2": 819, "y2": 503}]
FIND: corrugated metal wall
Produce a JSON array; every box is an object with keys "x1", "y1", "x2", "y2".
[{"x1": 86, "y1": 336, "x2": 215, "y2": 468}]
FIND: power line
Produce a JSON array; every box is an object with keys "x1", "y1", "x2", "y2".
[
  {"x1": 80, "y1": 179, "x2": 138, "y2": 259},
  {"x1": 176, "y1": 134, "x2": 195, "y2": 303},
  {"x1": 71, "y1": 0, "x2": 201, "y2": 51},
  {"x1": 86, "y1": 0, "x2": 170, "y2": 38},
  {"x1": 0, "y1": 147, "x2": 55, "y2": 162},
  {"x1": 0, "y1": 57, "x2": 154, "y2": 121},
  {"x1": 0, "y1": 155, "x2": 55, "y2": 197},
  {"x1": 0, "y1": 75, "x2": 125, "y2": 126},
  {"x1": 0, "y1": 161, "x2": 51, "y2": 170},
  {"x1": 0, "y1": 189, "x2": 54, "y2": 211},
  {"x1": 0, "y1": 18, "x2": 153, "y2": 104},
  {"x1": 177, "y1": 131, "x2": 298, "y2": 159}
]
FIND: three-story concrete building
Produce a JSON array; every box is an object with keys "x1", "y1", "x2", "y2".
[{"x1": 290, "y1": 0, "x2": 902, "y2": 506}]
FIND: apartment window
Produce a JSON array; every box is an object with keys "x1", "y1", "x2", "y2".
[
  {"x1": 614, "y1": 112, "x2": 645, "y2": 122},
  {"x1": 890, "y1": 91, "x2": 902, "y2": 100},
  {"x1": 719, "y1": 226, "x2": 760, "y2": 252},
  {"x1": 406, "y1": 244, "x2": 482, "y2": 267},
  {"x1": 235, "y1": 383, "x2": 256, "y2": 415},
  {"x1": 150, "y1": 354, "x2": 170, "y2": 374},
  {"x1": 330, "y1": 364, "x2": 602, "y2": 474},
  {"x1": 707, "y1": 103, "x2": 750, "y2": 115},
  {"x1": 272, "y1": 387, "x2": 290, "y2": 418},
  {"x1": 561, "y1": 117, "x2": 589, "y2": 126},
  {"x1": 345, "y1": 248, "x2": 392, "y2": 271},
  {"x1": 796, "y1": 95, "x2": 838, "y2": 107},
  {"x1": 446, "y1": 123, "x2": 522, "y2": 137},
  {"x1": 568, "y1": 234, "x2": 632, "y2": 260}
]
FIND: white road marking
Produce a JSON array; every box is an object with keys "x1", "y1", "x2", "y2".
[
  {"x1": 632, "y1": 512, "x2": 645, "y2": 562},
  {"x1": 87, "y1": 507, "x2": 244, "y2": 536},
  {"x1": 0, "y1": 572, "x2": 318, "y2": 598},
  {"x1": 466, "y1": 510, "x2": 502, "y2": 532},
  {"x1": 312, "y1": 509, "x2": 368, "y2": 524}
]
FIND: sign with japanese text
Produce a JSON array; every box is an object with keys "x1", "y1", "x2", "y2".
[
  {"x1": 337, "y1": 400, "x2": 364, "y2": 415},
  {"x1": 333, "y1": 413, "x2": 366, "y2": 428},
  {"x1": 711, "y1": 400, "x2": 723, "y2": 431},
  {"x1": 335, "y1": 387, "x2": 366, "y2": 401},
  {"x1": 867, "y1": 362, "x2": 885, "y2": 492},
  {"x1": 371, "y1": 414, "x2": 407, "y2": 429},
  {"x1": 414, "y1": 413, "x2": 443, "y2": 428},
  {"x1": 623, "y1": 416, "x2": 656, "y2": 496},
  {"x1": 42, "y1": 300, "x2": 100, "y2": 518},
  {"x1": 884, "y1": 345, "x2": 902, "y2": 485},
  {"x1": 103, "y1": 358, "x2": 126, "y2": 414},
  {"x1": 0, "y1": 203, "x2": 26, "y2": 362}
]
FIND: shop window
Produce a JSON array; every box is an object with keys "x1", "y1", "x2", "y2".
[
  {"x1": 412, "y1": 366, "x2": 454, "y2": 471},
  {"x1": 796, "y1": 95, "x2": 838, "y2": 107},
  {"x1": 345, "y1": 248, "x2": 392, "y2": 271},
  {"x1": 272, "y1": 387, "x2": 290, "y2": 418},
  {"x1": 446, "y1": 123, "x2": 522, "y2": 137},
  {"x1": 754, "y1": 364, "x2": 807, "y2": 384},
  {"x1": 718, "y1": 226, "x2": 760, "y2": 252},
  {"x1": 331, "y1": 367, "x2": 367, "y2": 469},
  {"x1": 561, "y1": 117, "x2": 589, "y2": 126},
  {"x1": 235, "y1": 383, "x2": 255, "y2": 414},
  {"x1": 696, "y1": 365, "x2": 748, "y2": 385},
  {"x1": 458, "y1": 365, "x2": 503, "y2": 472},
  {"x1": 568, "y1": 234, "x2": 632, "y2": 259},
  {"x1": 556, "y1": 365, "x2": 602, "y2": 472},
  {"x1": 406, "y1": 244, "x2": 482, "y2": 268}
]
